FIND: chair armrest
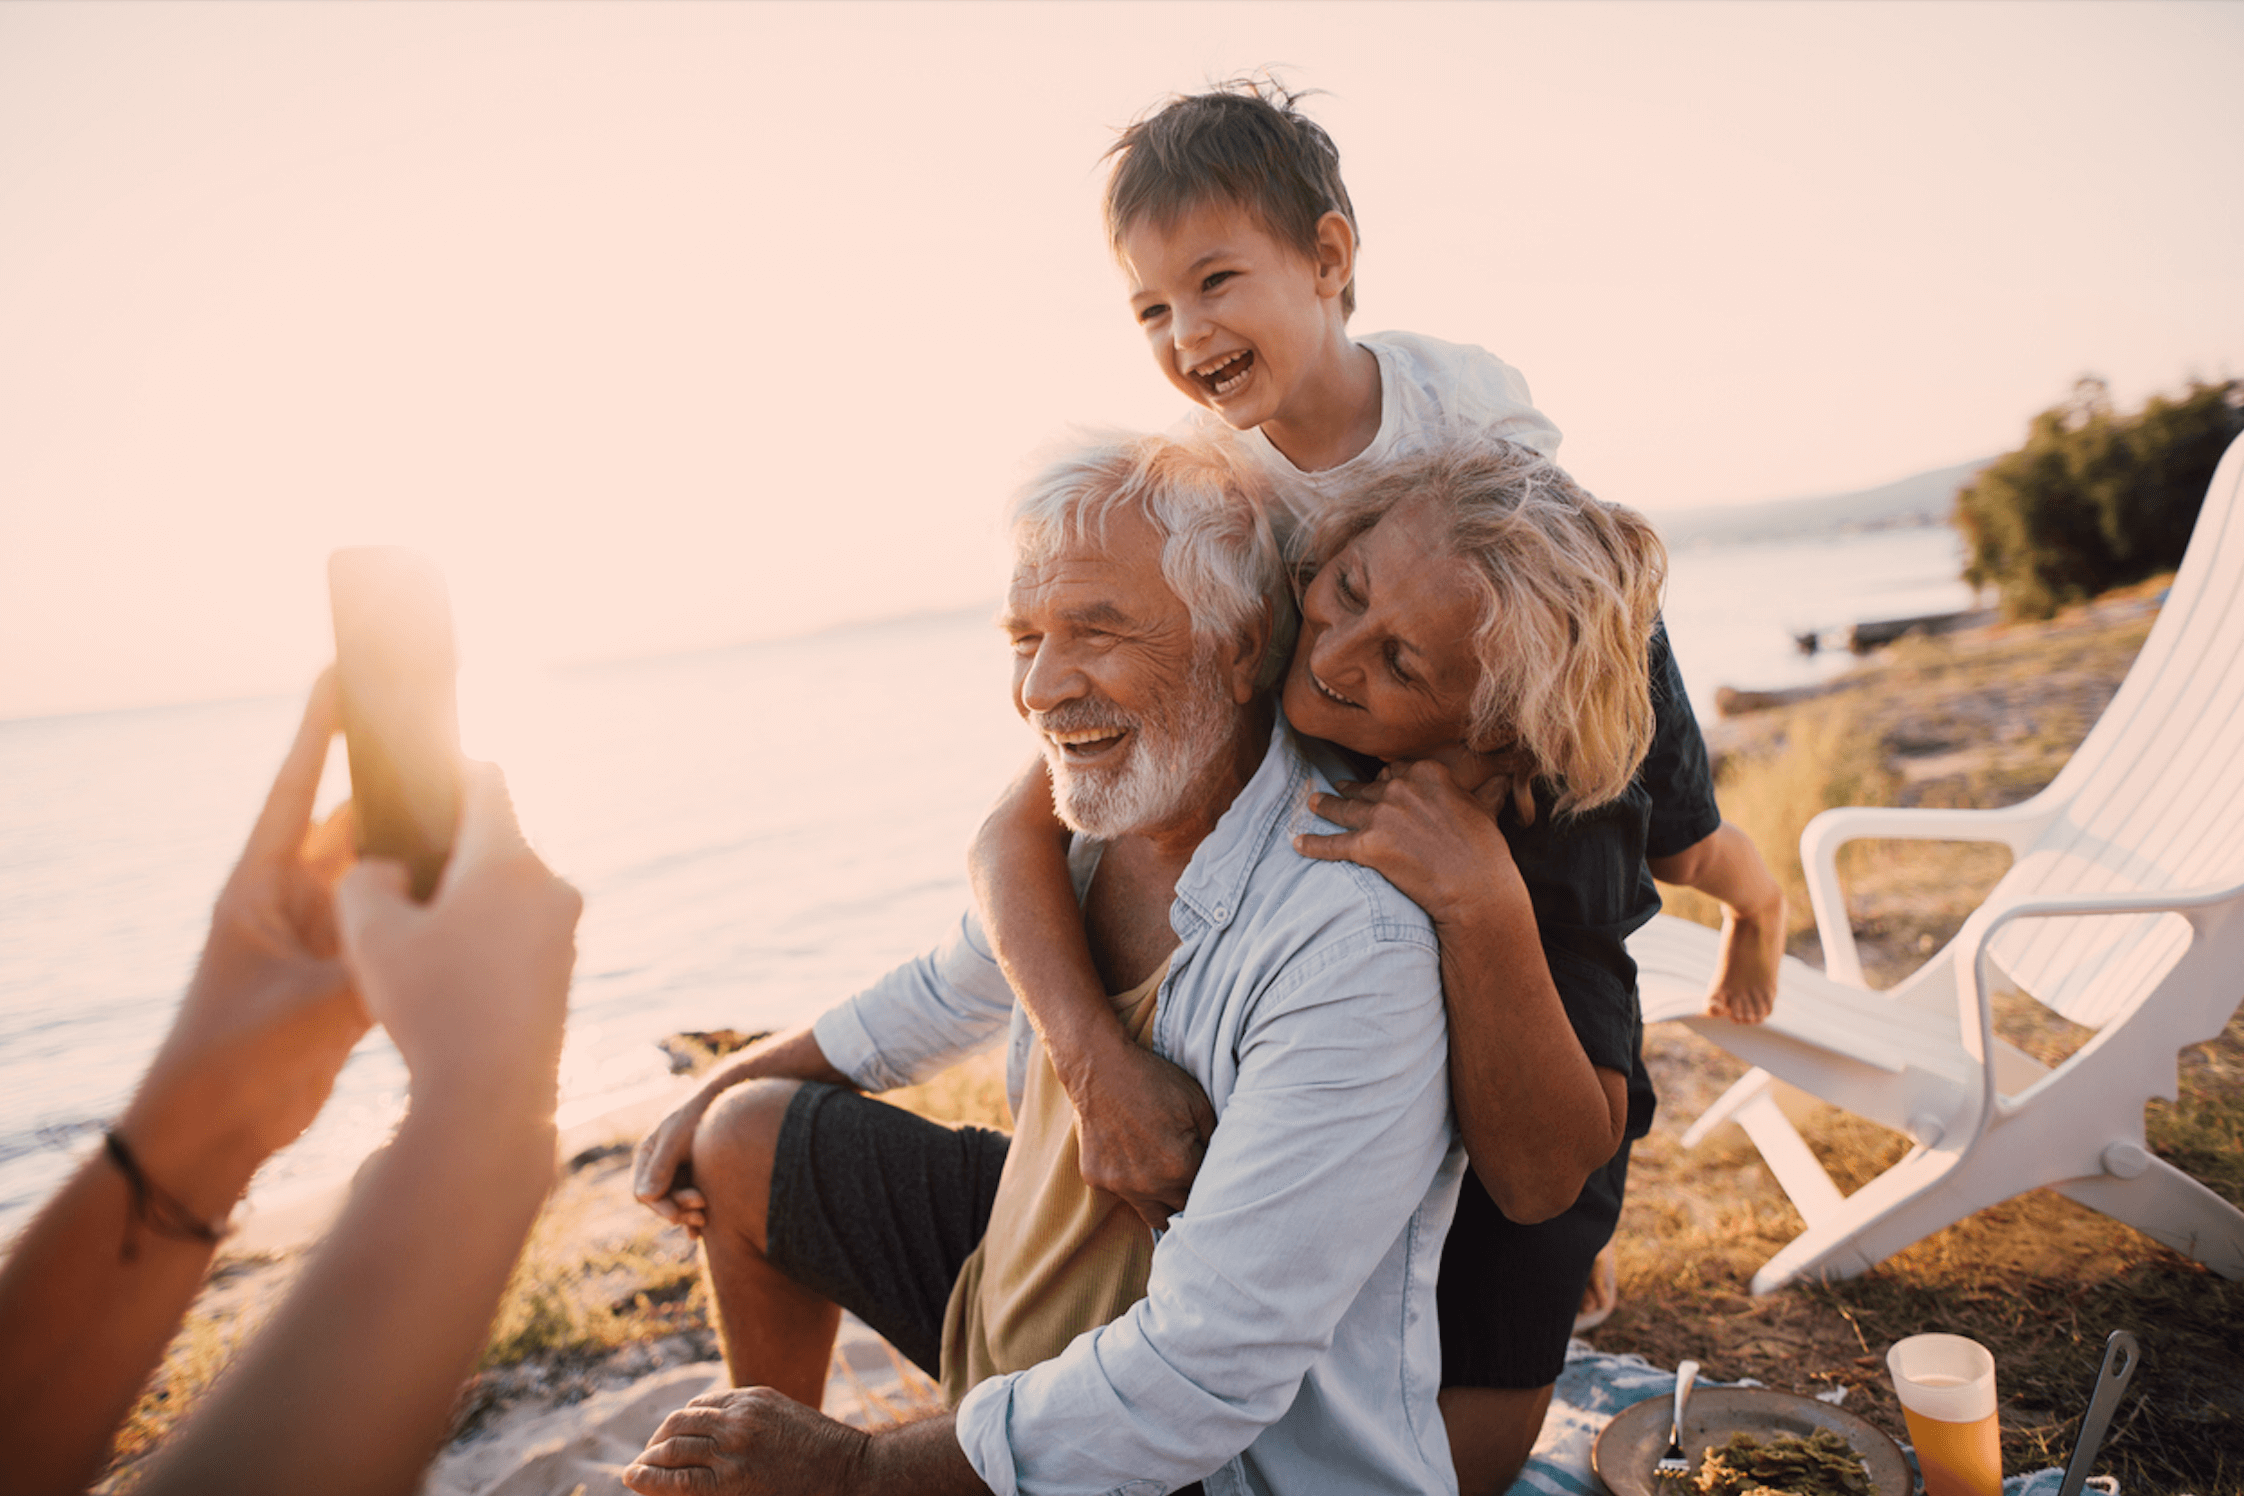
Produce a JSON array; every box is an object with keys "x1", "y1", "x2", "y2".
[
  {"x1": 1799, "y1": 800, "x2": 2057, "y2": 987},
  {"x1": 1948, "y1": 875, "x2": 2244, "y2": 1129}
]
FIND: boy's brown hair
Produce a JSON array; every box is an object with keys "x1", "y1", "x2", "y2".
[{"x1": 1103, "y1": 75, "x2": 1361, "y2": 318}]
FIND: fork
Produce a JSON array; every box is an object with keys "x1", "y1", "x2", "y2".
[{"x1": 1656, "y1": 1358, "x2": 1701, "y2": 1481}]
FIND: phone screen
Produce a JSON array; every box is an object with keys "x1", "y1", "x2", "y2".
[{"x1": 329, "y1": 547, "x2": 461, "y2": 901}]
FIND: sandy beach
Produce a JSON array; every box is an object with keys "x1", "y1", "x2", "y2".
[{"x1": 145, "y1": 1075, "x2": 954, "y2": 1496}]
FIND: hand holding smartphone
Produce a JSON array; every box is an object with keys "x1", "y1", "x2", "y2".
[{"x1": 328, "y1": 547, "x2": 461, "y2": 900}]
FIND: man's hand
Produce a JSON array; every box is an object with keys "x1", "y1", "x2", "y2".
[
  {"x1": 1296, "y1": 760, "x2": 1524, "y2": 930},
  {"x1": 633, "y1": 1094, "x2": 715, "y2": 1237},
  {"x1": 1706, "y1": 894, "x2": 1784, "y2": 1025},
  {"x1": 630, "y1": 1029, "x2": 845, "y2": 1238},
  {"x1": 1068, "y1": 1040, "x2": 1214, "y2": 1232},
  {"x1": 625, "y1": 1390, "x2": 986, "y2": 1496},
  {"x1": 625, "y1": 1387, "x2": 869, "y2": 1496}
]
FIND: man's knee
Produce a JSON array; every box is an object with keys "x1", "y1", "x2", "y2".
[
  {"x1": 693, "y1": 1078, "x2": 805, "y2": 1250},
  {"x1": 1441, "y1": 1383, "x2": 1555, "y2": 1496}
]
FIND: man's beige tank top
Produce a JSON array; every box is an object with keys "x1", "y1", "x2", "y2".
[{"x1": 938, "y1": 957, "x2": 1170, "y2": 1404}]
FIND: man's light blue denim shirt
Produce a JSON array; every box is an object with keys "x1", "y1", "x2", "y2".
[{"x1": 813, "y1": 714, "x2": 1465, "y2": 1496}]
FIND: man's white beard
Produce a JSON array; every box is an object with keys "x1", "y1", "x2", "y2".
[{"x1": 1040, "y1": 644, "x2": 1235, "y2": 841}]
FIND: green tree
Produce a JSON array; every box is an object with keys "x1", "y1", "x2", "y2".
[{"x1": 1955, "y1": 377, "x2": 2243, "y2": 618}]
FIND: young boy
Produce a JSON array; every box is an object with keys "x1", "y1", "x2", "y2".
[
  {"x1": 1107, "y1": 83, "x2": 1561, "y2": 530},
  {"x1": 970, "y1": 80, "x2": 1785, "y2": 1494}
]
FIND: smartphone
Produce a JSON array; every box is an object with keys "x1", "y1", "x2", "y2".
[{"x1": 329, "y1": 547, "x2": 462, "y2": 901}]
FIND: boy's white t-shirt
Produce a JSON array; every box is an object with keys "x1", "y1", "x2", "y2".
[{"x1": 1187, "y1": 328, "x2": 1563, "y2": 535}]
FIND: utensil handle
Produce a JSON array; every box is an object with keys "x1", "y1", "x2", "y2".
[
  {"x1": 2055, "y1": 1331, "x2": 2140, "y2": 1496},
  {"x1": 1672, "y1": 1358, "x2": 1701, "y2": 1439}
]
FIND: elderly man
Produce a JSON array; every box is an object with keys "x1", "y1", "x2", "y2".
[{"x1": 627, "y1": 434, "x2": 1463, "y2": 1496}]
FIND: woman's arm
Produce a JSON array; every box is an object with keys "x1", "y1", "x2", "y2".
[
  {"x1": 1435, "y1": 885, "x2": 1630, "y2": 1223},
  {"x1": 967, "y1": 757, "x2": 1212, "y2": 1229},
  {"x1": 1298, "y1": 761, "x2": 1625, "y2": 1224},
  {"x1": 1649, "y1": 821, "x2": 1786, "y2": 1024}
]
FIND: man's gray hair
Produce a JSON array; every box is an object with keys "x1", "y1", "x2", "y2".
[{"x1": 1009, "y1": 432, "x2": 1295, "y2": 687}]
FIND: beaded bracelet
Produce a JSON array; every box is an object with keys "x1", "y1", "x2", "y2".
[{"x1": 103, "y1": 1130, "x2": 230, "y2": 1262}]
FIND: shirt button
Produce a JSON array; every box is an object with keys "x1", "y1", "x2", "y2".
[{"x1": 1213, "y1": 905, "x2": 1229, "y2": 921}]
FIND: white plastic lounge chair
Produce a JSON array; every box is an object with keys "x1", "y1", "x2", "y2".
[{"x1": 1632, "y1": 431, "x2": 2244, "y2": 1294}]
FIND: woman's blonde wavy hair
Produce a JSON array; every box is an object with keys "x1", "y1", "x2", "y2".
[{"x1": 1301, "y1": 438, "x2": 1669, "y2": 815}]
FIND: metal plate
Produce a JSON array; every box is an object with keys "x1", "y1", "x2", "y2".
[{"x1": 1590, "y1": 1386, "x2": 1913, "y2": 1496}]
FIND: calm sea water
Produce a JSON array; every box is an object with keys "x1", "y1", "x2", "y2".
[
  {"x1": 1661, "y1": 524, "x2": 1980, "y2": 712},
  {"x1": 0, "y1": 525, "x2": 1977, "y2": 1243}
]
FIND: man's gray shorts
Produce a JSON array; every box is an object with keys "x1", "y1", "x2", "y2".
[
  {"x1": 764, "y1": 1081, "x2": 1010, "y2": 1377},
  {"x1": 768, "y1": 1081, "x2": 1208, "y2": 1496}
]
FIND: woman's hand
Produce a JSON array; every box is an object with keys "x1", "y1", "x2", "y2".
[
  {"x1": 119, "y1": 673, "x2": 371, "y2": 1213},
  {"x1": 1295, "y1": 759, "x2": 1524, "y2": 929}
]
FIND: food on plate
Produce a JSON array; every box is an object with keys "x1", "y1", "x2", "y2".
[{"x1": 1693, "y1": 1428, "x2": 1876, "y2": 1496}]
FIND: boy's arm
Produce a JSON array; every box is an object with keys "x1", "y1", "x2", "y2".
[
  {"x1": 1649, "y1": 821, "x2": 1786, "y2": 1024},
  {"x1": 968, "y1": 757, "x2": 1213, "y2": 1229},
  {"x1": 1639, "y1": 623, "x2": 1784, "y2": 1023}
]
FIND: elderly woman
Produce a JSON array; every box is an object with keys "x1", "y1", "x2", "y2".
[{"x1": 970, "y1": 434, "x2": 1783, "y2": 1494}]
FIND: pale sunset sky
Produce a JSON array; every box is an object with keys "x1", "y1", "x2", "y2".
[{"x1": 3, "y1": 1, "x2": 2240, "y2": 720}]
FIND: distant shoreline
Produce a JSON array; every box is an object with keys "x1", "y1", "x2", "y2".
[
  {"x1": 1663, "y1": 509, "x2": 1951, "y2": 548},
  {"x1": 1650, "y1": 456, "x2": 1988, "y2": 549}
]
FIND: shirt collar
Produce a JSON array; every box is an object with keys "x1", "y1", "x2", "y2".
[{"x1": 1169, "y1": 708, "x2": 1311, "y2": 933}]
